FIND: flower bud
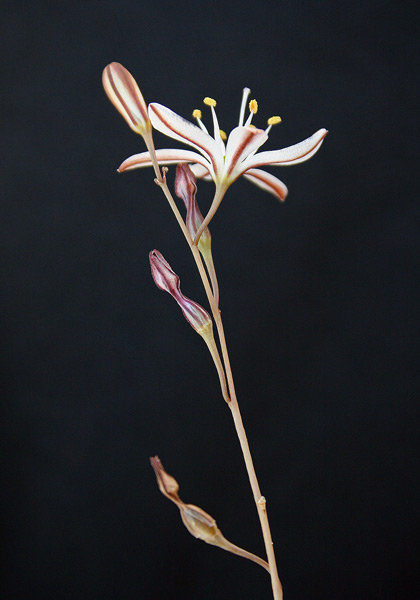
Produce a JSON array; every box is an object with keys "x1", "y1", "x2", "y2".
[
  {"x1": 150, "y1": 457, "x2": 270, "y2": 571},
  {"x1": 149, "y1": 250, "x2": 227, "y2": 400},
  {"x1": 174, "y1": 164, "x2": 211, "y2": 248},
  {"x1": 149, "y1": 250, "x2": 212, "y2": 336},
  {"x1": 174, "y1": 165, "x2": 219, "y2": 307},
  {"x1": 102, "y1": 62, "x2": 152, "y2": 137},
  {"x1": 150, "y1": 456, "x2": 180, "y2": 502}
]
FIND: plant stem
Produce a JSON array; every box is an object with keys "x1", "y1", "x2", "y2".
[
  {"x1": 211, "y1": 306, "x2": 283, "y2": 600},
  {"x1": 149, "y1": 150, "x2": 282, "y2": 600}
]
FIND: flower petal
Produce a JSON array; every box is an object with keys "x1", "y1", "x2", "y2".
[
  {"x1": 189, "y1": 163, "x2": 212, "y2": 180},
  {"x1": 148, "y1": 103, "x2": 222, "y2": 178},
  {"x1": 118, "y1": 149, "x2": 211, "y2": 172},
  {"x1": 243, "y1": 168, "x2": 288, "y2": 202},
  {"x1": 243, "y1": 128, "x2": 328, "y2": 170},
  {"x1": 223, "y1": 126, "x2": 268, "y2": 181}
]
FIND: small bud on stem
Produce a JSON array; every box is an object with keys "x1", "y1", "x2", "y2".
[
  {"x1": 150, "y1": 457, "x2": 269, "y2": 572},
  {"x1": 175, "y1": 164, "x2": 220, "y2": 307},
  {"x1": 149, "y1": 250, "x2": 229, "y2": 401},
  {"x1": 102, "y1": 62, "x2": 152, "y2": 137}
]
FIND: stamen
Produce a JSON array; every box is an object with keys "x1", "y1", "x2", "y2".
[
  {"x1": 203, "y1": 97, "x2": 217, "y2": 107},
  {"x1": 244, "y1": 99, "x2": 258, "y2": 127},
  {"x1": 219, "y1": 129, "x2": 227, "y2": 141},
  {"x1": 203, "y1": 96, "x2": 224, "y2": 151},
  {"x1": 239, "y1": 87, "x2": 251, "y2": 126},
  {"x1": 249, "y1": 99, "x2": 258, "y2": 114},
  {"x1": 193, "y1": 108, "x2": 208, "y2": 134},
  {"x1": 265, "y1": 116, "x2": 282, "y2": 135}
]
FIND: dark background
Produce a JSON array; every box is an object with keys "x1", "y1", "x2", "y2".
[{"x1": 1, "y1": 1, "x2": 419, "y2": 599}]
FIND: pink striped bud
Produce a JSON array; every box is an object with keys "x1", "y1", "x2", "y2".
[
  {"x1": 174, "y1": 164, "x2": 211, "y2": 248},
  {"x1": 149, "y1": 250, "x2": 212, "y2": 335},
  {"x1": 174, "y1": 164, "x2": 219, "y2": 307},
  {"x1": 102, "y1": 62, "x2": 152, "y2": 137}
]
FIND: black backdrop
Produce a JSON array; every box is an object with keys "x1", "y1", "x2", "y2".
[{"x1": 1, "y1": 1, "x2": 419, "y2": 599}]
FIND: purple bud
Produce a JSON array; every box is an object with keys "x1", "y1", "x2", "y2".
[
  {"x1": 149, "y1": 250, "x2": 212, "y2": 334},
  {"x1": 175, "y1": 164, "x2": 211, "y2": 244},
  {"x1": 149, "y1": 249, "x2": 179, "y2": 295}
]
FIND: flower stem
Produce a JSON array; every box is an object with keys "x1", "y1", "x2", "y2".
[
  {"x1": 149, "y1": 149, "x2": 282, "y2": 600},
  {"x1": 211, "y1": 306, "x2": 283, "y2": 600}
]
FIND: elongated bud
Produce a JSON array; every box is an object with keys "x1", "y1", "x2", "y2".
[
  {"x1": 174, "y1": 165, "x2": 219, "y2": 307},
  {"x1": 102, "y1": 62, "x2": 152, "y2": 137},
  {"x1": 175, "y1": 164, "x2": 211, "y2": 248},
  {"x1": 149, "y1": 250, "x2": 228, "y2": 401},
  {"x1": 150, "y1": 457, "x2": 269, "y2": 572},
  {"x1": 150, "y1": 456, "x2": 180, "y2": 502},
  {"x1": 149, "y1": 250, "x2": 212, "y2": 335}
]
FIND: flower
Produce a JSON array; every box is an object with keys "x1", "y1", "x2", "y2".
[{"x1": 119, "y1": 87, "x2": 328, "y2": 241}]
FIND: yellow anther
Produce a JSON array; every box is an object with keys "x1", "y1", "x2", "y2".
[
  {"x1": 203, "y1": 97, "x2": 217, "y2": 107},
  {"x1": 248, "y1": 124, "x2": 256, "y2": 128},
  {"x1": 192, "y1": 109, "x2": 202, "y2": 119},
  {"x1": 219, "y1": 129, "x2": 227, "y2": 141},
  {"x1": 267, "y1": 116, "x2": 282, "y2": 125},
  {"x1": 249, "y1": 99, "x2": 258, "y2": 114}
]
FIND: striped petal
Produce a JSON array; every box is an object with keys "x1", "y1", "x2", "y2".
[
  {"x1": 223, "y1": 126, "x2": 268, "y2": 181},
  {"x1": 148, "y1": 103, "x2": 222, "y2": 178},
  {"x1": 118, "y1": 149, "x2": 211, "y2": 173},
  {"x1": 243, "y1": 128, "x2": 328, "y2": 170},
  {"x1": 243, "y1": 168, "x2": 288, "y2": 202}
]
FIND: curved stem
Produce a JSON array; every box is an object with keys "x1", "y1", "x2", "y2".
[
  {"x1": 193, "y1": 186, "x2": 226, "y2": 245},
  {"x1": 202, "y1": 333, "x2": 230, "y2": 403},
  {"x1": 201, "y1": 248, "x2": 220, "y2": 308},
  {"x1": 215, "y1": 534, "x2": 270, "y2": 573}
]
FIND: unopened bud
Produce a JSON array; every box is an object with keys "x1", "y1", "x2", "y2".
[
  {"x1": 174, "y1": 164, "x2": 211, "y2": 248},
  {"x1": 150, "y1": 456, "x2": 180, "y2": 502},
  {"x1": 149, "y1": 250, "x2": 212, "y2": 335},
  {"x1": 102, "y1": 62, "x2": 152, "y2": 137},
  {"x1": 174, "y1": 165, "x2": 219, "y2": 307},
  {"x1": 149, "y1": 250, "x2": 227, "y2": 400},
  {"x1": 150, "y1": 457, "x2": 270, "y2": 572}
]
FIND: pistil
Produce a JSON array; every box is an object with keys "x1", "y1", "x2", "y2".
[{"x1": 238, "y1": 87, "x2": 251, "y2": 126}]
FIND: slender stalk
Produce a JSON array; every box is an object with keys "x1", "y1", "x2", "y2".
[
  {"x1": 216, "y1": 536, "x2": 270, "y2": 573},
  {"x1": 210, "y1": 300, "x2": 283, "y2": 600},
  {"x1": 147, "y1": 141, "x2": 282, "y2": 599}
]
